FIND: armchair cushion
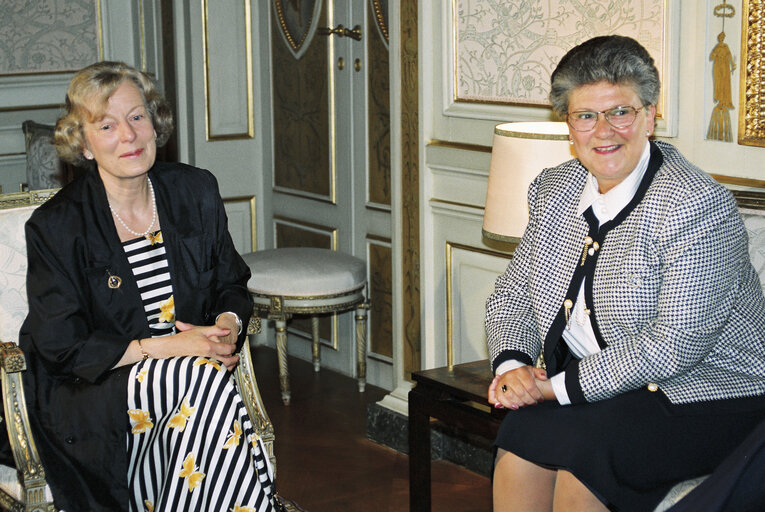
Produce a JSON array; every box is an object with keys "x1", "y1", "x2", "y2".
[
  {"x1": 22, "y1": 121, "x2": 67, "y2": 191},
  {"x1": 0, "y1": 205, "x2": 37, "y2": 344},
  {"x1": 22, "y1": 121, "x2": 85, "y2": 191}
]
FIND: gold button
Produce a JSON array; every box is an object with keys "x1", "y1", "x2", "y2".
[{"x1": 647, "y1": 382, "x2": 658, "y2": 392}]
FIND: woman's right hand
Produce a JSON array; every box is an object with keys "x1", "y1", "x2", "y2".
[
  {"x1": 141, "y1": 321, "x2": 240, "y2": 371},
  {"x1": 488, "y1": 365, "x2": 548, "y2": 410}
]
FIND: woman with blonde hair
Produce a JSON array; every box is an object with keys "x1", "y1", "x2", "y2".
[{"x1": 20, "y1": 61, "x2": 275, "y2": 511}]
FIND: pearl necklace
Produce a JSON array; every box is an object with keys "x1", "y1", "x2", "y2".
[{"x1": 109, "y1": 178, "x2": 157, "y2": 237}]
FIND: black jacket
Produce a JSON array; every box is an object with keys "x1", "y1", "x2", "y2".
[{"x1": 19, "y1": 162, "x2": 253, "y2": 511}]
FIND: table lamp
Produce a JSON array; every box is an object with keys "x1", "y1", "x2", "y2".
[{"x1": 482, "y1": 122, "x2": 574, "y2": 242}]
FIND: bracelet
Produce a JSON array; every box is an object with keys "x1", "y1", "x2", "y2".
[
  {"x1": 137, "y1": 338, "x2": 150, "y2": 360},
  {"x1": 216, "y1": 311, "x2": 243, "y2": 335}
]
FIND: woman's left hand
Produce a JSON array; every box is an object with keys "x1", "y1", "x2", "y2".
[
  {"x1": 489, "y1": 366, "x2": 555, "y2": 410},
  {"x1": 214, "y1": 313, "x2": 239, "y2": 345}
]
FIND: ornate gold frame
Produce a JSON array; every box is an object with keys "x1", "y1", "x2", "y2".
[
  {"x1": 738, "y1": 0, "x2": 765, "y2": 147},
  {"x1": 371, "y1": 0, "x2": 389, "y2": 43}
]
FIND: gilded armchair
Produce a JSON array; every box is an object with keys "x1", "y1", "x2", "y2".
[{"x1": 0, "y1": 189, "x2": 275, "y2": 511}]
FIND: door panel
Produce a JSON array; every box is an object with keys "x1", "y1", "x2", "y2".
[
  {"x1": 267, "y1": 0, "x2": 392, "y2": 387},
  {"x1": 272, "y1": 3, "x2": 330, "y2": 198}
]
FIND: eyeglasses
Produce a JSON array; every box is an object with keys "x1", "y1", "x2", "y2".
[{"x1": 566, "y1": 105, "x2": 644, "y2": 132}]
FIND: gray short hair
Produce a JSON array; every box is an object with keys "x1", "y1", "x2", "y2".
[{"x1": 549, "y1": 35, "x2": 660, "y2": 117}]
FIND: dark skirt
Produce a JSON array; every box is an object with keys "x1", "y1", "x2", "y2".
[{"x1": 493, "y1": 388, "x2": 765, "y2": 512}]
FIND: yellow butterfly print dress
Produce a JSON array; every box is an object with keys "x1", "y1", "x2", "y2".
[
  {"x1": 167, "y1": 397, "x2": 196, "y2": 432},
  {"x1": 128, "y1": 409, "x2": 154, "y2": 434},
  {"x1": 223, "y1": 420, "x2": 242, "y2": 450},
  {"x1": 178, "y1": 452, "x2": 206, "y2": 492},
  {"x1": 158, "y1": 295, "x2": 175, "y2": 324}
]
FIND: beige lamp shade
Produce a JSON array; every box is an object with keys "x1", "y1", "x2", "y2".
[{"x1": 482, "y1": 122, "x2": 574, "y2": 242}]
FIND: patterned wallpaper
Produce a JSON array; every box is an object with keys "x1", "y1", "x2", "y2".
[
  {"x1": 455, "y1": 0, "x2": 665, "y2": 106},
  {"x1": 0, "y1": 0, "x2": 99, "y2": 74}
]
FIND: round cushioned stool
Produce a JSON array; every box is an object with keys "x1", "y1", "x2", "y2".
[{"x1": 242, "y1": 247, "x2": 369, "y2": 405}]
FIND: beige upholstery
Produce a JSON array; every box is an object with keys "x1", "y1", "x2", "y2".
[
  {"x1": 0, "y1": 189, "x2": 275, "y2": 511},
  {"x1": 21, "y1": 122, "x2": 83, "y2": 192},
  {"x1": 242, "y1": 248, "x2": 369, "y2": 405}
]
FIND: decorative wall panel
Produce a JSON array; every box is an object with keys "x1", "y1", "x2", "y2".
[
  {"x1": 272, "y1": 3, "x2": 331, "y2": 198},
  {"x1": 223, "y1": 195, "x2": 256, "y2": 254},
  {"x1": 202, "y1": 0, "x2": 253, "y2": 139},
  {"x1": 368, "y1": 238, "x2": 392, "y2": 359},
  {"x1": 401, "y1": 0, "x2": 421, "y2": 375},
  {"x1": 0, "y1": 0, "x2": 99, "y2": 75},
  {"x1": 272, "y1": 0, "x2": 322, "y2": 59},
  {"x1": 454, "y1": 0, "x2": 667, "y2": 109},
  {"x1": 446, "y1": 242, "x2": 511, "y2": 369},
  {"x1": 367, "y1": 0, "x2": 391, "y2": 208},
  {"x1": 370, "y1": 0, "x2": 389, "y2": 44}
]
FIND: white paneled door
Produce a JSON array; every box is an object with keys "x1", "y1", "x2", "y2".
[{"x1": 265, "y1": 0, "x2": 393, "y2": 389}]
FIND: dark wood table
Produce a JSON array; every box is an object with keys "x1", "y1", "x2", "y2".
[{"x1": 408, "y1": 359, "x2": 506, "y2": 512}]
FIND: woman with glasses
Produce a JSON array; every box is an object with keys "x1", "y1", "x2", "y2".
[{"x1": 486, "y1": 35, "x2": 765, "y2": 511}]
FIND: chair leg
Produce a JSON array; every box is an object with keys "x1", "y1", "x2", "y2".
[
  {"x1": 311, "y1": 316, "x2": 321, "y2": 372},
  {"x1": 275, "y1": 318, "x2": 291, "y2": 405},
  {"x1": 355, "y1": 305, "x2": 368, "y2": 392}
]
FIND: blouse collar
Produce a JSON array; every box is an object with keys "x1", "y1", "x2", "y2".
[{"x1": 576, "y1": 141, "x2": 651, "y2": 224}]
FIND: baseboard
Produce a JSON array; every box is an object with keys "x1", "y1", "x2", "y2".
[{"x1": 365, "y1": 402, "x2": 494, "y2": 477}]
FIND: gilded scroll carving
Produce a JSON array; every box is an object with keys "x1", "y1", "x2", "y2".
[{"x1": 739, "y1": 0, "x2": 765, "y2": 147}]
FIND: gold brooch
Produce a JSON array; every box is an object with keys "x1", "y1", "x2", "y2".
[{"x1": 107, "y1": 271, "x2": 122, "y2": 289}]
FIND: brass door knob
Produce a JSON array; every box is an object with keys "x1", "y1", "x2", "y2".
[{"x1": 318, "y1": 24, "x2": 362, "y2": 41}]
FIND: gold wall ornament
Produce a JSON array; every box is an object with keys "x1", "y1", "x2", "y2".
[
  {"x1": 707, "y1": 1, "x2": 737, "y2": 141},
  {"x1": 738, "y1": 0, "x2": 765, "y2": 147},
  {"x1": 273, "y1": 0, "x2": 322, "y2": 60},
  {"x1": 370, "y1": 0, "x2": 389, "y2": 45}
]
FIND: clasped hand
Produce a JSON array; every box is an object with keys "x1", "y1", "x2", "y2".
[
  {"x1": 171, "y1": 319, "x2": 240, "y2": 371},
  {"x1": 488, "y1": 365, "x2": 553, "y2": 410}
]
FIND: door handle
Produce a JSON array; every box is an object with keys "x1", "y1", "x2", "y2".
[{"x1": 318, "y1": 24, "x2": 362, "y2": 41}]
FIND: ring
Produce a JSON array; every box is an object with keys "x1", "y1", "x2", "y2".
[{"x1": 501, "y1": 384, "x2": 508, "y2": 393}]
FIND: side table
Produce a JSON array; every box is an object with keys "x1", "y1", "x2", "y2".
[{"x1": 409, "y1": 359, "x2": 504, "y2": 512}]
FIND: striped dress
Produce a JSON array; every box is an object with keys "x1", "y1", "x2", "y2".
[{"x1": 122, "y1": 231, "x2": 275, "y2": 512}]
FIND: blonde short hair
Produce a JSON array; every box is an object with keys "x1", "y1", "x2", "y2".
[{"x1": 54, "y1": 61, "x2": 173, "y2": 166}]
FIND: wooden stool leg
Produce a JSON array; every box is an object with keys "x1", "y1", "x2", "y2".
[
  {"x1": 311, "y1": 316, "x2": 321, "y2": 372},
  {"x1": 275, "y1": 317, "x2": 291, "y2": 405},
  {"x1": 355, "y1": 305, "x2": 367, "y2": 392}
]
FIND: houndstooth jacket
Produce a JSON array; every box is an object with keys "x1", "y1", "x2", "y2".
[{"x1": 485, "y1": 141, "x2": 765, "y2": 405}]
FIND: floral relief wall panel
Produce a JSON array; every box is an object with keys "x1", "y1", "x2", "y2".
[
  {"x1": 455, "y1": 0, "x2": 666, "y2": 107},
  {"x1": 0, "y1": 0, "x2": 99, "y2": 74},
  {"x1": 271, "y1": 0, "x2": 330, "y2": 196},
  {"x1": 367, "y1": 0, "x2": 391, "y2": 207}
]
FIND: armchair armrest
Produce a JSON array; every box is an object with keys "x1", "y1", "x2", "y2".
[
  {"x1": 0, "y1": 342, "x2": 55, "y2": 511},
  {"x1": 234, "y1": 316, "x2": 277, "y2": 475}
]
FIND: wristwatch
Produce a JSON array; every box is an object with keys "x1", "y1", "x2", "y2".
[{"x1": 216, "y1": 311, "x2": 242, "y2": 335}]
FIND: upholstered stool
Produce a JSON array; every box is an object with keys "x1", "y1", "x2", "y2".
[{"x1": 242, "y1": 247, "x2": 369, "y2": 405}]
